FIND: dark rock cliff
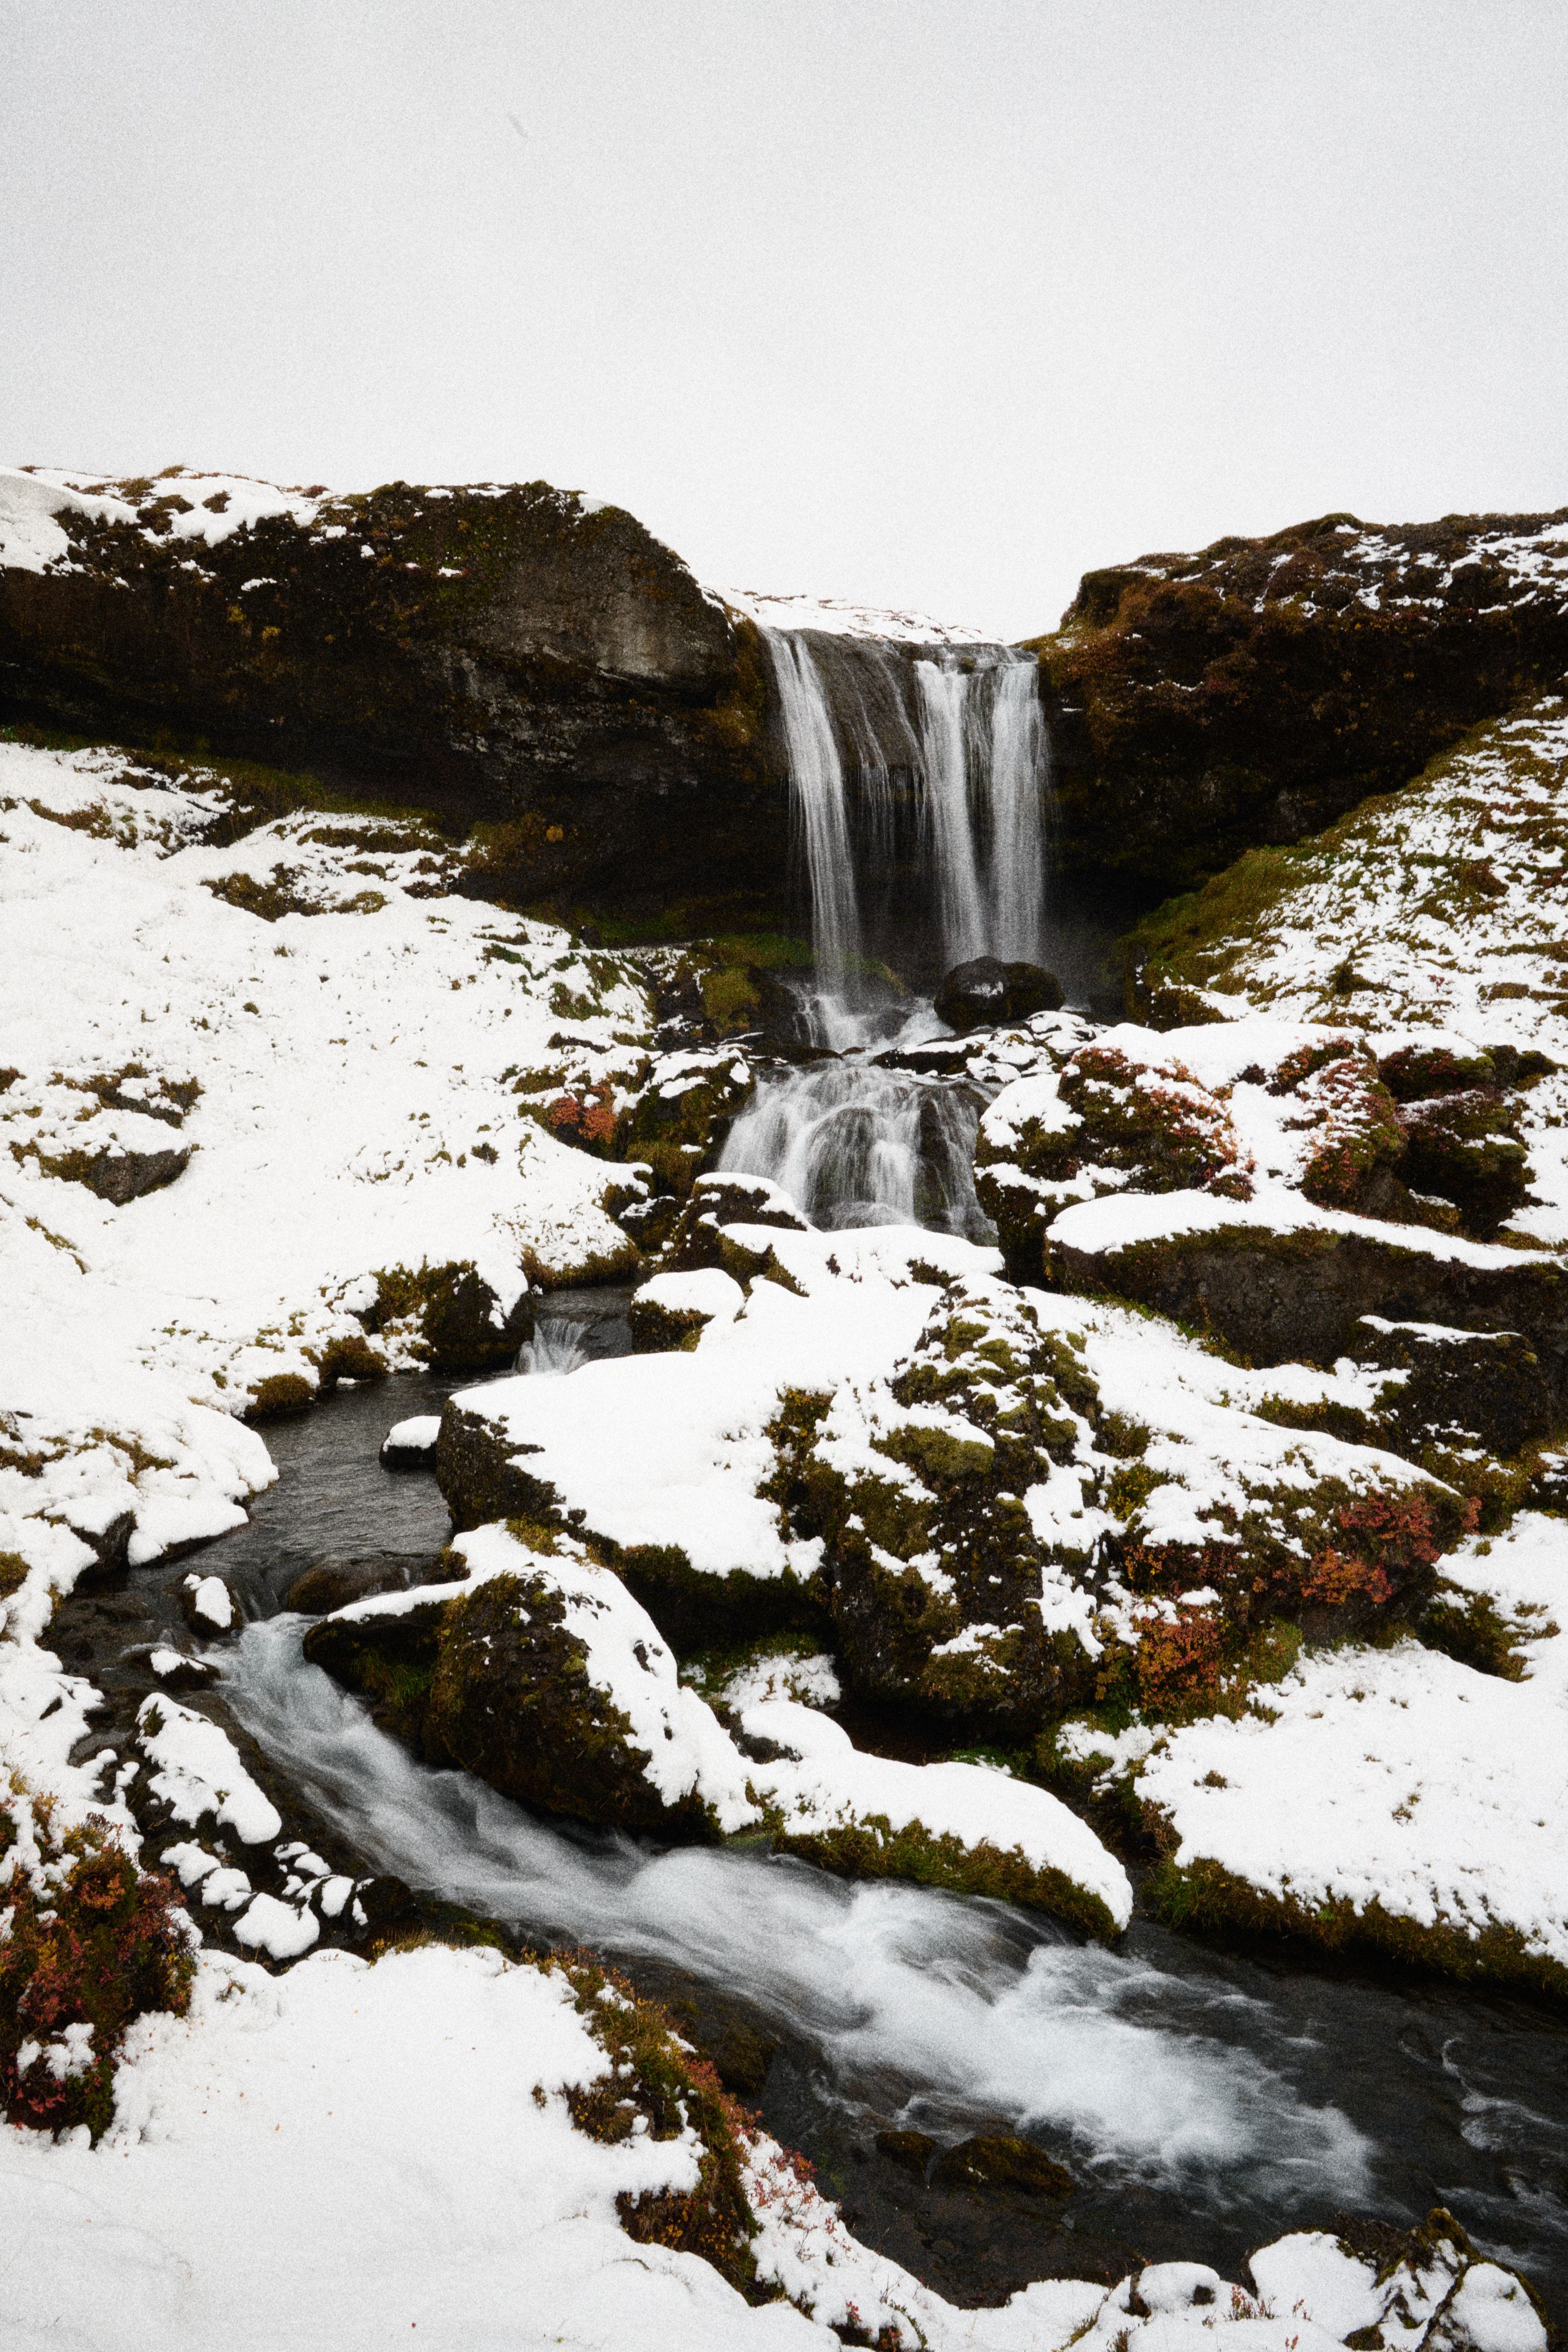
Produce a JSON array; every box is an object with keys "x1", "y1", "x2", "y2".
[
  {"x1": 0, "y1": 468, "x2": 781, "y2": 916},
  {"x1": 1030, "y1": 508, "x2": 1568, "y2": 896}
]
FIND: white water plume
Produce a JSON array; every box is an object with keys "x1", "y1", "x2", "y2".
[
  {"x1": 222, "y1": 1615, "x2": 1372, "y2": 2204},
  {"x1": 986, "y1": 658, "x2": 1051, "y2": 963}
]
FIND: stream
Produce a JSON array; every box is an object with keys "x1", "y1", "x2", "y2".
[{"x1": 200, "y1": 1335, "x2": 1568, "y2": 2317}]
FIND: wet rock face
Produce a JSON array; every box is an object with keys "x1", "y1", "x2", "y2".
[
  {"x1": 934, "y1": 958, "x2": 1063, "y2": 1034},
  {"x1": 0, "y1": 473, "x2": 781, "y2": 912},
  {"x1": 1032, "y1": 506, "x2": 1568, "y2": 891}
]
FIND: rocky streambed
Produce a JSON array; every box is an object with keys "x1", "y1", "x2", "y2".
[{"x1": 52, "y1": 1343, "x2": 1568, "y2": 2319}]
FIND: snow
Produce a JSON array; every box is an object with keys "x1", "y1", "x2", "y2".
[
  {"x1": 0, "y1": 1932, "x2": 1513, "y2": 2351},
  {"x1": 0, "y1": 699, "x2": 1558, "y2": 2331},
  {"x1": 0, "y1": 733, "x2": 652, "y2": 1624},
  {"x1": 1047, "y1": 1180, "x2": 1544, "y2": 1267},
  {"x1": 0, "y1": 1944, "x2": 835, "y2": 2351},
  {"x1": 382, "y1": 1412, "x2": 440, "y2": 1454},
  {"x1": 738, "y1": 1697, "x2": 1133, "y2": 1930},
  {"x1": 720, "y1": 587, "x2": 997, "y2": 646},
  {"x1": 135, "y1": 1693, "x2": 282, "y2": 1846},
  {"x1": 1128, "y1": 1512, "x2": 1568, "y2": 1971},
  {"x1": 0, "y1": 464, "x2": 326, "y2": 565},
  {"x1": 1143, "y1": 691, "x2": 1568, "y2": 1245},
  {"x1": 183, "y1": 1573, "x2": 234, "y2": 1630},
  {"x1": 632, "y1": 1265, "x2": 748, "y2": 1326},
  {"x1": 451, "y1": 1224, "x2": 974, "y2": 1579},
  {"x1": 232, "y1": 1890, "x2": 322, "y2": 1959}
]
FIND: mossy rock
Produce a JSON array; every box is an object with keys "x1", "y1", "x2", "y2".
[
  {"x1": 929, "y1": 2134, "x2": 1075, "y2": 2198},
  {"x1": 247, "y1": 1371, "x2": 316, "y2": 1420},
  {"x1": 423, "y1": 1573, "x2": 719, "y2": 1838},
  {"x1": 1047, "y1": 1219, "x2": 1568, "y2": 1412},
  {"x1": 303, "y1": 1595, "x2": 451, "y2": 1750},
  {"x1": 362, "y1": 1260, "x2": 533, "y2": 1374},
  {"x1": 1031, "y1": 504, "x2": 1568, "y2": 891},
  {"x1": 775, "y1": 1812, "x2": 1122, "y2": 1942},
  {"x1": 1145, "y1": 1853, "x2": 1568, "y2": 2002},
  {"x1": 28, "y1": 1142, "x2": 190, "y2": 1204}
]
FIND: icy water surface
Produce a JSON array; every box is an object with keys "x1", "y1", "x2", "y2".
[{"x1": 210, "y1": 1357, "x2": 1568, "y2": 2314}]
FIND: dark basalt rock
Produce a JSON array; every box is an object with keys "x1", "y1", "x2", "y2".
[
  {"x1": 930, "y1": 2135, "x2": 1075, "y2": 2199},
  {"x1": 34, "y1": 1144, "x2": 190, "y2": 1204},
  {"x1": 934, "y1": 958, "x2": 1063, "y2": 1034},
  {"x1": 284, "y1": 1553, "x2": 450, "y2": 1615},
  {"x1": 1349, "y1": 1319, "x2": 1558, "y2": 1461},
  {"x1": 1049, "y1": 1220, "x2": 1568, "y2": 1410},
  {"x1": 0, "y1": 473, "x2": 782, "y2": 914},
  {"x1": 1031, "y1": 506, "x2": 1568, "y2": 892}
]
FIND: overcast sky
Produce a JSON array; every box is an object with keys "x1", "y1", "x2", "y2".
[{"x1": 4, "y1": 0, "x2": 1566, "y2": 638}]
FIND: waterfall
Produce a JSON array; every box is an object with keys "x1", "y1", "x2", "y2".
[
  {"x1": 914, "y1": 652, "x2": 1051, "y2": 969},
  {"x1": 762, "y1": 627, "x2": 867, "y2": 986},
  {"x1": 746, "y1": 622, "x2": 1054, "y2": 1238},
  {"x1": 761, "y1": 627, "x2": 1050, "y2": 976},
  {"x1": 914, "y1": 663, "x2": 990, "y2": 965},
  {"x1": 986, "y1": 658, "x2": 1051, "y2": 965}
]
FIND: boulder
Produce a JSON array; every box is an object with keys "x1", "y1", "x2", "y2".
[
  {"x1": 284, "y1": 1553, "x2": 450, "y2": 1615},
  {"x1": 305, "y1": 1529, "x2": 756, "y2": 1838},
  {"x1": 32, "y1": 1142, "x2": 190, "y2": 1204},
  {"x1": 1044, "y1": 1196, "x2": 1568, "y2": 1410},
  {"x1": 934, "y1": 958, "x2": 1062, "y2": 1034},
  {"x1": 359, "y1": 1260, "x2": 533, "y2": 1375}
]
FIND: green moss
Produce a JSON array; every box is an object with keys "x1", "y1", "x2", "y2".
[
  {"x1": 1145, "y1": 1853, "x2": 1568, "y2": 2000},
  {"x1": 363, "y1": 1259, "x2": 530, "y2": 1373},
  {"x1": 247, "y1": 1372, "x2": 315, "y2": 1419},
  {"x1": 308, "y1": 1332, "x2": 389, "y2": 1387},
  {"x1": 774, "y1": 1812, "x2": 1122, "y2": 1941}
]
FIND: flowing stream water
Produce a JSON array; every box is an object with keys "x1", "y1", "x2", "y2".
[{"x1": 209, "y1": 1363, "x2": 1568, "y2": 2312}]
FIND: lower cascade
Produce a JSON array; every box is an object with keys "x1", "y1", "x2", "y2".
[{"x1": 720, "y1": 1056, "x2": 989, "y2": 1238}]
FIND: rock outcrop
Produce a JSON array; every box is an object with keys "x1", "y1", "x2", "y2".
[
  {"x1": 0, "y1": 466, "x2": 779, "y2": 917},
  {"x1": 1031, "y1": 507, "x2": 1568, "y2": 893}
]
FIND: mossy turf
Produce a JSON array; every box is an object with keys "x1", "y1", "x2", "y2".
[
  {"x1": 774, "y1": 1813, "x2": 1122, "y2": 1942},
  {"x1": 1145, "y1": 1853, "x2": 1568, "y2": 2004},
  {"x1": 0, "y1": 1790, "x2": 194, "y2": 2140}
]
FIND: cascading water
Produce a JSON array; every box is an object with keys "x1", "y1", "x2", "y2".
[
  {"x1": 736, "y1": 626, "x2": 1056, "y2": 1233},
  {"x1": 721, "y1": 1059, "x2": 988, "y2": 1238},
  {"x1": 762, "y1": 623, "x2": 1053, "y2": 983},
  {"x1": 762, "y1": 627, "x2": 869, "y2": 992}
]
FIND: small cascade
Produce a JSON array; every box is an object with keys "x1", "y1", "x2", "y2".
[{"x1": 720, "y1": 1060, "x2": 989, "y2": 1239}]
